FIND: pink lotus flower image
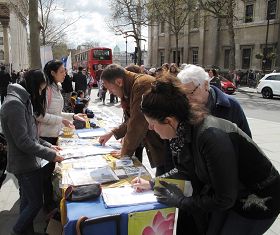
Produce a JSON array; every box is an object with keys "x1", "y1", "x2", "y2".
[{"x1": 142, "y1": 211, "x2": 175, "y2": 235}]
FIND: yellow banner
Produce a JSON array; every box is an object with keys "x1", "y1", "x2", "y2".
[{"x1": 128, "y1": 208, "x2": 176, "y2": 235}]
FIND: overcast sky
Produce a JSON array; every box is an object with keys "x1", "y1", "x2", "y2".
[{"x1": 55, "y1": 0, "x2": 148, "y2": 53}]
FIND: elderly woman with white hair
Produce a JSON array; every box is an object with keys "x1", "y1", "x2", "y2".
[{"x1": 177, "y1": 64, "x2": 251, "y2": 137}]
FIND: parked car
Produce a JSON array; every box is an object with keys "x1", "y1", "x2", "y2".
[
  {"x1": 257, "y1": 73, "x2": 280, "y2": 99},
  {"x1": 219, "y1": 76, "x2": 236, "y2": 94}
]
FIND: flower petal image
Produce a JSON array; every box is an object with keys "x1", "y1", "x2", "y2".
[
  {"x1": 142, "y1": 226, "x2": 156, "y2": 235},
  {"x1": 152, "y1": 211, "x2": 164, "y2": 228},
  {"x1": 157, "y1": 220, "x2": 174, "y2": 235},
  {"x1": 166, "y1": 213, "x2": 175, "y2": 220}
]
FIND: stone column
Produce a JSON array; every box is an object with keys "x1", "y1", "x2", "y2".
[
  {"x1": 198, "y1": 13, "x2": 205, "y2": 66},
  {"x1": 235, "y1": 44, "x2": 241, "y2": 69},
  {"x1": 1, "y1": 20, "x2": 10, "y2": 65},
  {"x1": 183, "y1": 22, "x2": 189, "y2": 63}
]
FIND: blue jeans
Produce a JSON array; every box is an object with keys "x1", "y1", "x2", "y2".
[{"x1": 14, "y1": 169, "x2": 43, "y2": 234}]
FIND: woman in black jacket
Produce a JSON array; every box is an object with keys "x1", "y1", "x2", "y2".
[{"x1": 133, "y1": 76, "x2": 280, "y2": 235}]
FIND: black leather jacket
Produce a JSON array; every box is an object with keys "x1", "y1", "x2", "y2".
[{"x1": 174, "y1": 115, "x2": 280, "y2": 220}]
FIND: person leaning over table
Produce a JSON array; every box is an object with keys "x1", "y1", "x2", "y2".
[
  {"x1": 36, "y1": 60, "x2": 86, "y2": 212},
  {"x1": 98, "y1": 64, "x2": 173, "y2": 176},
  {"x1": 123, "y1": 64, "x2": 146, "y2": 163},
  {"x1": 0, "y1": 70, "x2": 64, "y2": 235},
  {"x1": 175, "y1": 64, "x2": 253, "y2": 234},
  {"x1": 132, "y1": 76, "x2": 280, "y2": 235}
]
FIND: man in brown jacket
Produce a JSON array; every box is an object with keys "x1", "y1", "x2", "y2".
[{"x1": 99, "y1": 64, "x2": 168, "y2": 175}]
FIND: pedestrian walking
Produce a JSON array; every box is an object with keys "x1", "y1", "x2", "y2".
[{"x1": 0, "y1": 65, "x2": 11, "y2": 104}]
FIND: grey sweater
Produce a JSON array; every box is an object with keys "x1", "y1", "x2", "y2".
[{"x1": 0, "y1": 84, "x2": 56, "y2": 174}]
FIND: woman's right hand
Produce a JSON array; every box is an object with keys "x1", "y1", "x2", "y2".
[
  {"x1": 131, "y1": 177, "x2": 152, "y2": 192},
  {"x1": 99, "y1": 131, "x2": 113, "y2": 145},
  {"x1": 62, "y1": 119, "x2": 75, "y2": 129},
  {"x1": 53, "y1": 155, "x2": 64, "y2": 163}
]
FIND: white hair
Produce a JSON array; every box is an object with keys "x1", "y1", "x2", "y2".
[{"x1": 177, "y1": 64, "x2": 210, "y2": 87}]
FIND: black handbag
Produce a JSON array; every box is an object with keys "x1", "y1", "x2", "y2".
[
  {"x1": 73, "y1": 120, "x2": 86, "y2": 129},
  {"x1": 65, "y1": 184, "x2": 102, "y2": 202}
]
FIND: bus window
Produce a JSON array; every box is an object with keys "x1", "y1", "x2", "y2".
[{"x1": 93, "y1": 49, "x2": 111, "y2": 60}]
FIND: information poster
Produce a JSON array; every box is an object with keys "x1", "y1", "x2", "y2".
[{"x1": 128, "y1": 208, "x2": 175, "y2": 235}]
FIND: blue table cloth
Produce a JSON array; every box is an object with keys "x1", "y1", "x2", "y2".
[{"x1": 64, "y1": 196, "x2": 166, "y2": 235}]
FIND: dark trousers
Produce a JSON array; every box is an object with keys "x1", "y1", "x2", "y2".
[
  {"x1": 110, "y1": 94, "x2": 118, "y2": 103},
  {"x1": 134, "y1": 145, "x2": 144, "y2": 163},
  {"x1": 0, "y1": 90, "x2": 7, "y2": 104},
  {"x1": 40, "y1": 137, "x2": 58, "y2": 211},
  {"x1": 14, "y1": 169, "x2": 43, "y2": 233},
  {"x1": 207, "y1": 210, "x2": 277, "y2": 235},
  {"x1": 177, "y1": 211, "x2": 201, "y2": 235}
]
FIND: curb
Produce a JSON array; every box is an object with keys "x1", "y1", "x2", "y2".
[{"x1": 237, "y1": 88, "x2": 257, "y2": 94}]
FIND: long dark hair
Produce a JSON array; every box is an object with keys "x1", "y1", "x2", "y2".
[
  {"x1": 44, "y1": 60, "x2": 63, "y2": 85},
  {"x1": 141, "y1": 75, "x2": 206, "y2": 124},
  {"x1": 19, "y1": 69, "x2": 47, "y2": 117}
]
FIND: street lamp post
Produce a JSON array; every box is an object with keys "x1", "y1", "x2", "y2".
[{"x1": 125, "y1": 33, "x2": 128, "y2": 66}]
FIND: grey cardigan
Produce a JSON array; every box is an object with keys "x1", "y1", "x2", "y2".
[{"x1": 0, "y1": 84, "x2": 56, "y2": 174}]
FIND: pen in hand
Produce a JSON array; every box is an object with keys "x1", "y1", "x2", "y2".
[{"x1": 137, "y1": 168, "x2": 142, "y2": 183}]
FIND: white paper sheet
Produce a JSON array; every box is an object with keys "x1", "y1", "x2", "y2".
[
  {"x1": 68, "y1": 166, "x2": 119, "y2": 186},
  {"x1": 59, "y1": 145, "x2": 115, "y2": 159},
  {"x1": 102, "y1": 186, "x2": 157, "y2": 208},
  {"x1": 77, "y1": 128, "x2": 107, "y2": 138}
]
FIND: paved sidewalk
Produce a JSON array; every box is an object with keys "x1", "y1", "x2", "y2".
[
  {"x1": 238, "y1": 86, "x2": 257, "y2": 93},
  {"x1": 0, "y1": 91, "x2": 280, "y2": 234}
]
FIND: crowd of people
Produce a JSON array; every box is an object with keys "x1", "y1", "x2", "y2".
[
  {"x1": 98, "y1": 63, "x2": 279, "y2": 235},
  {"x1": 0, "y1": 60, "x2": 279, "y2": 235}
]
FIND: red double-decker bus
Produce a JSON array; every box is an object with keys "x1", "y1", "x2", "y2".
[{"x1": 73, "y1": 47, "x2": 112, "y2": 84}]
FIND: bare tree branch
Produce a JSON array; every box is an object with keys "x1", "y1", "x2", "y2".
[
  {"x1": 147, "y1": 0, "x2": 196, "y2": 65},
  {"x1": 39, "y1": 0, "x2": 82, "y2": 46}
]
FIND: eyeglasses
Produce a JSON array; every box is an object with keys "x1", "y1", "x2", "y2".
[{"x1": 185, "y1": 83, "x2": 200, "y2": 95}]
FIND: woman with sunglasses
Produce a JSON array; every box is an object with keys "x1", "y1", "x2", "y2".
[{"x1": 132, "y1": 75, "x2": 280, "y2": 235}]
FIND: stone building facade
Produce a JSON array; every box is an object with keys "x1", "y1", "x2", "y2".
[
  {"x1": 148, "y1": 0, "x2": 280, "y2": 72},
  {"x1": 0, "y1": 0, "x2": 29, "y2": 72}
]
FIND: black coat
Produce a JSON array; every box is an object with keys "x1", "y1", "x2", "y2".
[
  {"x1": 62, "y1": 74, "x2": 73, "y2": 93},
  {"x1": 0, "y1": 70, "x2": 11, "y2": 89},
  {"x1": 73, "y1": 72, "x2": 87, "y2": 92},
  {"x1": 177, "y1": 116, "x2": 280, "y2": 220}
]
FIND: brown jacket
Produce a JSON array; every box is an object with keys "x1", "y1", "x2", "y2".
[{"x1": 112, "y1": 71, "x2": 165, "y2": 168}]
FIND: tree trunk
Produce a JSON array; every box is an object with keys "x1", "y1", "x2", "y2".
[
  {"x1": 214, "y1": 18, "x2": 221, "y2": 66},
  {"x1": 175, "y1": 34, "x2": 179, "y2": 66},
  {"x1": 227, "y1": 0, "x2": 236, "y2": 70},
  {"x1": 39, "y1": 0, "x2": 46, "y2": 46},
  {"x1": 29, "y1": 0, "x2": 41, "y2": 69},
  {"x1": 137, "y1": 42, "x2": 142, "y2": 65}
]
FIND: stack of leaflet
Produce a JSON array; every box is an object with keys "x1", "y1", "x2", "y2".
[
  {"x1": 59, "y1": 145, "x2": 116, "y2": 159},
  {"x1": 76, "y1": 128, "x2": 107, "y2": 138},
  {"x1": 68, "y1": 166, "x2": 119, "y2": 186},
  {"x1": 102, "y1": 186, "x2": 157, "y2": 208}
]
